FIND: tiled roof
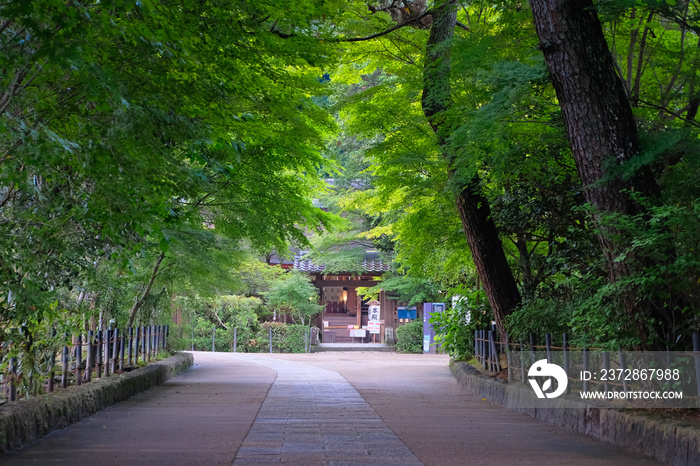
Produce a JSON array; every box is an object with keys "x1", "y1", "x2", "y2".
[{"x1": 292, "y1": 256, "x2": 391, "y2": 273}]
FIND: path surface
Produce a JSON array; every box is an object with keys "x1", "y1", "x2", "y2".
[{"x1": 2, "y1": 351, "x2": 660, "y2": 465}]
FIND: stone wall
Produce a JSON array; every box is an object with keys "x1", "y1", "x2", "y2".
[
  {"x1": 0, "y1": 352, "x2": 193, "y2": 452},
  {"x1": 450, "y1": 360, "x2": 700, "y2": 466}
]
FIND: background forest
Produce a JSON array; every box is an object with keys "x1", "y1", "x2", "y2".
[{"x1": 1, "y1": 0, "x2": 699, "y2": 395}]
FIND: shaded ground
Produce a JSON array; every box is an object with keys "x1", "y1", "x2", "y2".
[{"x1": 1, "y1": 351, "x2": 660, "y2": 465}]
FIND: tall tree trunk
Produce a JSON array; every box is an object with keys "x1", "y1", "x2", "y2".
[
  {"x1": 127, "y1": 252, "x2": 166, "y2": 329},
  {"x1": 527, "y1": 0, "x2": 665, "y2": 344},
  {"x1": 422, "y1": 0, "x2": 521, "y2": 337}
]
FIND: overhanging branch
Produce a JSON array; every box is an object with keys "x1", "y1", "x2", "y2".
[{"x1": 338, "y1": 10, "x2": 433, "y2": 42}]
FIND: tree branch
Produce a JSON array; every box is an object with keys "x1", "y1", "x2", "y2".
[{"x1": 338, "y1": 10, "x2": 433, "y2": 42}]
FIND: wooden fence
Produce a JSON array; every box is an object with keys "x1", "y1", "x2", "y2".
[
  {"x1": 2, "y1": 325, "x2": 170, "y2": 403},
  {"x1": 473, "y1": 329, "x2": 700, "y2": 404}
]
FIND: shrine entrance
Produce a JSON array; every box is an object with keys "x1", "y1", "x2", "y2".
[{"x1": 309, "y1": 274, "x2": 397, "y2": 344}]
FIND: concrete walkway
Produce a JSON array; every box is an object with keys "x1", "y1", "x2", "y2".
[{"x1": 2, "y1": 351, "x2": 660, "y2": 465}]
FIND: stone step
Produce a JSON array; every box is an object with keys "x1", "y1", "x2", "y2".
[{"x1": 312, "y1": 343, "x2": 396, "y2": 352}]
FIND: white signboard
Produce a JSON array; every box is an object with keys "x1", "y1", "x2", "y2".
[
  {"x1": 368, "y1": 322, "x2": 381, "y2": 334},
  {"x1": 368, "y1": 305, "x2": 380, "y2": 323},
  {"x1": 350, "y1": 329, "x2": 367, "y2": 338}
]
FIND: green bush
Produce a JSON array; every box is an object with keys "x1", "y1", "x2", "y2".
[
  {"x1": 396, "y1": 320, "x2": 423, "y2": 353},
  {"x1": 430, "y1": 287, "x2": 492, "y2": 359},
  {"x1": 252, "y1": 322, "x2": 309, "y2": 353}
]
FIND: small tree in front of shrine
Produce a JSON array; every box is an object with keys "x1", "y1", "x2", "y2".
[{"x1": 265, "y1": 272, "x2": 324, "y2": 326}]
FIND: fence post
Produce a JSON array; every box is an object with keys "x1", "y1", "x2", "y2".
[
  {"x1": 506, "y1": 333, "x2": 512, "y2": 382},
  {"x1": 111, "y1": 328, "x2": 118, "y2": 373},
  {"x1": 119, "y1": 330, "x2": 125, "y2": 371},
  {"x1": 48, "y1": 328, "x2": 57, "y2": 393},
  {"x1": 165, "y1": 324, "x2": 170, "y2": 350},
  {"x1": 191, "y1": 329, "x2": 194, "y2": 352},
  {"x1": 563, "y1": 333, "x2": 570, "y2": 395},
  {"x1": 154, "y1": 325, "x2": 159, "y2": 353},
  {"x1": 9, "y1": 357, "x2": 17, "y2": 401},
  {"x1": 582, "y1": 347, "x2": 589, "y2": 393},
  {"x1": 545, "y1": 333, "x2": 552, "y2": 363},
  {"x1": 269, "y1": 326, "x2": 273, "y2": 353},
  {"x1": 233, "y1": 327, "x2": 237, "y2": 353},
  {"x1": 692, "y1": 333, "x2": 700, "y2": 407},
  {"x1": 618, "y1": 350, "x2": 628, "y2": 393},
  {"x1": 86, "y1": 330, "x2": 93, "y2": 382},
  {"x1": 145, "y1": 326, "x2": 150, "y2": 360},
  {"x1": 128, "y1": 327, "x2": 133, "y2": 366},
  {"x1": 104, "y1": 329, "x2": 111, "y2": 377},
  {"x1": 520, "y1": 341, "x2": 525, "y2": 384},
  {"x1": 304, "y1": 330, "x2": 308, "y2": 353},
  {"x1": 75, "y1": 334, "x2": 82, "y2": 385},
  {"x1": 212, "y1": 326, "x2": 215, "y2": 352},
  {"x1": 602, "y1": 351, "x2": 610, "y2": 393},
  {"x1": 61, "y1": 336, "x2": 69, "y2": 388},
  {"x1": 529, "y1": 333, "x2": 536, "y2": 366}
]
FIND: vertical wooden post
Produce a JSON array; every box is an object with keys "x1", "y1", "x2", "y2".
[
  {"x1": 111, "y1": 328, "x2": 118, "y2": 373},
  {"x1": 269, "y1": 326, "x2": 273, "y2": 353},
  {"x1": 520, "y1": 341, "x2": 526, "y2": 384},
  {"x1": 48, "y1": 328, "x2": 57, "y2": 393},
  {"x1": 146, "y1": 326, "x2": 151, "y2": 362},
  {"x1": 48, "y1": 350, "x2": 56, "y2": 393},
  {"x1": 506, "y1": 333, "x2": 512, "y2": 382},
  {"x1": 212, "y1": 326, "x2": 215, "y2": 353},
  {"x1": 602, "y1": 351, "x2": 610, "y2": 393},
  {"x1": 693, "y1": 333, "x2": 700, "y2": 408},
  {"x1": 119, "y1": 330, "x2": 125, "y2": 371},
  {"x1": 165, "y1": 325, "x2": 170, "y2": 350},
  {"x1": 563, "y1": 333, "x2": 570, "y2": 395},
  {"x1": 128, "y1": 327, "x2": 133, "y2": 366},
  {"x1": 97, "y1": 330, "x2": 103, "y2": 377},
  {"x1": 618, "y1": 350, "x2": 628, "y2": 393},
  {"x1": 582, "y1": 347, "x2": 589, "y2": 393},
  {"x1": 9, "y1": 357, "x2": 17, "y2": 401},
  {"x1": 85, "y1": 330, "x2": 93, "y2": 382},
  {"x1": 136, "y1": 327, "x2": 142, "y2": 364},
  {"x1": 104, "y1": 329, "x2": 111, "y2": 377},
  {"x1": 75, "y1": 334, "x2": 82, "y2": 386},
  {"x1": 61, "y1": 336, "x2": 69, "y2": 388}
]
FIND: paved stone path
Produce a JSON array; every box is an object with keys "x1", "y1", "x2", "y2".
[
  {"x1": 233, "y1": 356, "x2": 420, "y2": 465},
  {"x1": 2, "y1": 351, "x2": 661, "y2": 465}
]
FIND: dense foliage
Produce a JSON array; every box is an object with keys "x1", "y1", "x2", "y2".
[
  {"x1": 2, "y1": 0, "x2": 700, "y2": 395},
  {"x1": 395, "y1": 320, "x2": 423, "y2": 354}
]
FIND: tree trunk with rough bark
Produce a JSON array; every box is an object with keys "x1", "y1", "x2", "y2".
[
  {"x1": 422, "y1": 0, "x2": 521, "y2": 338},
  {"x1": 527, "y1": 0, "x2": 666, "y2": 344},
  {"x1": 127, "y1": 252, "x2": 166, "y2": 329}
]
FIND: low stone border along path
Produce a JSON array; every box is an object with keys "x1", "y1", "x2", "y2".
[{"x1": 2, "y1": 351, "x2": 660, "y2": 465}]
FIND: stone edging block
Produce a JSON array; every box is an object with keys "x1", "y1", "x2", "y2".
[
  {"x1": 450, "y1": 360, "x2": 700, "y2": 466},
  {"x1": 0, "y1": 352, "x2": 193, "y2": 453}
]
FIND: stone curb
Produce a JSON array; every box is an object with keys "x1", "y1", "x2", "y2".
[
  {"x1": 450, "y1": 360, "x2": 700, "y2": 466},
  {"x1": 0, "y1": 352, "x2": 193, "y2": 453}
]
